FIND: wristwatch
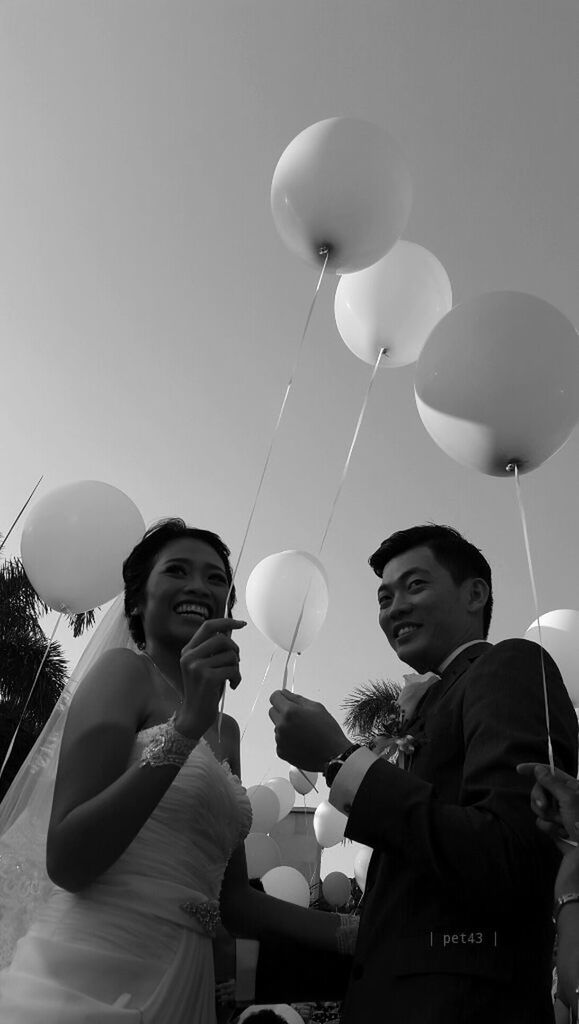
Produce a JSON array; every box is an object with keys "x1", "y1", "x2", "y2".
[{"x1": 323, "y1": 744, "x2": 361, "y2": 788}]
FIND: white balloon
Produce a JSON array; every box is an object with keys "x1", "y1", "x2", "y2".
[
  {"x1": 313, "y1": 801, "x2": 347, "y2": 848},
  {"x1": 335, "y1": 241, "x2": 452, "y2": 368},
  {"x1": 271, "y1": 117, "x2": 412, "y2": 274},
  {"x1": 264, "y1": 777, "x2": 296, "y2": 821},
  {"x1": 415, "y1": 291, "x2": 579, "y2": 477},
  {"x1": 244, "y1": 833, "x2": 283, "y2": 879},
  {"x1": 289, "y1": 767, "x2": 318, "y2": 796},
  {"x1": 525, "y1": 610, "x2": 579, "y2": 705},
  {"x1": 353, "y1": 845, "x2": 373, "y2": 894},
  {"x1": 20, "y1": 481, "x2": 145, "y2": 613},
  {"x1": 261, "y1": 866, "x2": 310, "y2": 908},
  {"x1": 245, "y1": 550, "x2": 329, "y2": 653},
  {"x1": 247, "y1": 785, "x2": 280, "y2": 834},
  {"x1": 322, "y1": 870, "x2": 351, "y2": 907}
]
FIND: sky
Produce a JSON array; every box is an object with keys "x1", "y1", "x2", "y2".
[{"x1": 1, "y1": 0, "x2": 578, "y2": 877}]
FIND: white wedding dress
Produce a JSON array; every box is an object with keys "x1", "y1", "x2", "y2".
[{"x1": 0, "y1": 725, "x2": 252, "y2": 1023}]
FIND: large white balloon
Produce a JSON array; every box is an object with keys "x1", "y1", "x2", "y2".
[
  {"x1": 335, "y1": 241, "x2": 452, "y2": 368},
  {"x1": 247, "y1": 785, "x2": 281, "y2": 834},
  {"x1": 289, "y1": 767, "x2": 318, "y2": 796},
  {"x1": 245, "y1": 550, "x2": 329, "y2": 653},
  {"x1": 271, "y1": 117, "x2": 412, "y2": 274},
  {"x1": 20, "y1": 481, "x2": 145, "y2": 613},
  {"x1": 261, "y1": 866, "x2": 310, "y2": 908},
  {"x1": 353, "y1": 845, "x2": 373, "y2": 894},
  {"x1": 245, "y1": 833, "x2": 283, "y2": 880},
  {"x1": 525, "y1": 610, "x2": 579, "y2": 705},
  {"x1": 322, "y1": 871, "x2": 351, "y2": 907},
  {"x1": 264, "y1": 777, "x2": 296, "y2": 821},
  {"x1": 415, "y1": 291, "x2": 579, "y2": 477},
  {"x1": 313, "y1": 801, "x2": 347, "y2": 848}
]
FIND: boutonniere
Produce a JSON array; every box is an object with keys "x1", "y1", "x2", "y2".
[
  {"x1": 341, "y1": 678, "x2": 433, "y2": 772},
  {"x1": 372, "y1": 726, "x2": 427, "y2": 771}
]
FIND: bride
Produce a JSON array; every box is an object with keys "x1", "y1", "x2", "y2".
[{"x1": 0, "y1": 519, "x2": 355, "y2": 1022}]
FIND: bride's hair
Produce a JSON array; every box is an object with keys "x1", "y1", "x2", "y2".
[{"x1": 123, "y1": 519, "x2": 237, "y2": 648}]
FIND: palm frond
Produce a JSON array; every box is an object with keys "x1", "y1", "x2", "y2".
[
  {"x1": 67, "y1": 609, "x2": 97, "y2": 637},
  {"x1": 0, "y1": 635, "x2": 68, "y2": 734},
  {"x1": 341, "y1": 678, "x2": 402, "y2": 742},
  {"x1": 0, "y1": 556, "x2": 97, "y2": 639},
  {"x1": 0, "y1": 557, "x2": 46, "y2": 634}
]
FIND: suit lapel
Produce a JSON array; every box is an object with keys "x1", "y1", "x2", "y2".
[{"x1": 404, "y1": 641, "x2": 492, "y2": 730}]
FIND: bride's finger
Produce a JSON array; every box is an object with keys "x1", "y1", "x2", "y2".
[{"x1": 181, "y1": 618, "x2": 246, "y2": 653}]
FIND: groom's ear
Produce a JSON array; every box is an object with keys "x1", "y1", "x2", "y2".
[{"x1": 465, "y1": 577, "x2": 489, "y2": 615}]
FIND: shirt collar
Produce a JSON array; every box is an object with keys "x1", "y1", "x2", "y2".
[{"x1": 438, "y1": 639, "x2": 486, "y2": 674}]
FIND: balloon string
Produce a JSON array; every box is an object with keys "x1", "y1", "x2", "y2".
[
  {"x1": 0, "y1": 475, "x2": 44, "y2": 554},
  {"x1": 318, "y1": 348, "x2": 385, "y2": 556},
  {"x1": 218, "y1": 250, "x2": 330, "y2": 736},
  {"x1": 241, "y1": 650, "x2": 276, "y2": 740},
  {"x1": 511, "y1": 463, "x2": 554, "y2": 772},
  {"x1": 226, "y1": 246, "x2": 330, "y2": 610},
  {"x1": 0, "y1": 611, "x2": 64, "y2": 782},
  {"x1": 283, "y1": 349, "x2": 385, "y2": 698},
  {"x1": 281, "y1": 585, "x2": 312, "y2": 690},
  {"x1": 285, "y1": 649, "x2": 319, "y2": 792},
  {"x1": 296, "y1": 765, "x2": 318, "y2": 793},
  {"x1": 258, "y1": 760, "x2": 274, "y2": 785}
]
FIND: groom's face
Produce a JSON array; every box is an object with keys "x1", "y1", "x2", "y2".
[{"x1": 377, "y1": 545, "x2": 477, "y2": 672}]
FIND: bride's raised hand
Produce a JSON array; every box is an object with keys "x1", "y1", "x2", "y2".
[{"x1": 176, "y1": 618, "x2": 246, "y2": 739}]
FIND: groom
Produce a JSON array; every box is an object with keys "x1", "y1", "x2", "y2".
[{"x1": 269, "y1": 524, "x2": 578, "y2": 1023}]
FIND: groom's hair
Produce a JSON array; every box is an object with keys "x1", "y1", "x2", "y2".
[{"x1": 368, "y1": 524, "x2": 493, "y2": 638}]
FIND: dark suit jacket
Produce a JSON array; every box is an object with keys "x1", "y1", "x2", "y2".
[{"x1": 341, "y1": 639, "x2": 578, "y2": 1024}]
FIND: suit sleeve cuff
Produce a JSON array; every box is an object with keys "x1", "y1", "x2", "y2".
[{"x1": 329, "y1": 745, "x2": 378, "y2": 816}]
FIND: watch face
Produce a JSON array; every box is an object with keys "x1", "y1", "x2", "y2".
[{"x1": 325, "y1": 745, "x2": 359, "y2": 786}]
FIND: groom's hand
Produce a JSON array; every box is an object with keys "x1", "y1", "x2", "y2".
[{"x1": 269, "y1": 690, "x2": 350, "y2": 771}]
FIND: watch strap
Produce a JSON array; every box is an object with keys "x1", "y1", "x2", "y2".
[{"x1": 323, "y1": 743, "x2": 361, "y2": 787}]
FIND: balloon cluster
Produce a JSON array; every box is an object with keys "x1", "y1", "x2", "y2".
[
  {"x1": 272, "y1": 116, "x2": 453, "y2": 372},
  {"x1": 241, "y1": 118, "x2": 455, "y2": 686},
  {"x1": 243, "y1": 766, "x2": 358, "y2": 909},
  {"x1": 271, "y1": 116, "x2": 579, "y2": 476},
  {"x1": 244, "y1": 775, "x2": 306, "y2": 906}
]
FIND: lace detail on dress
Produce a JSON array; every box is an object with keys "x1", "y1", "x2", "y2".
[{"x1": 0, "y1": 815, "x2": 55, "y2": 968}]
